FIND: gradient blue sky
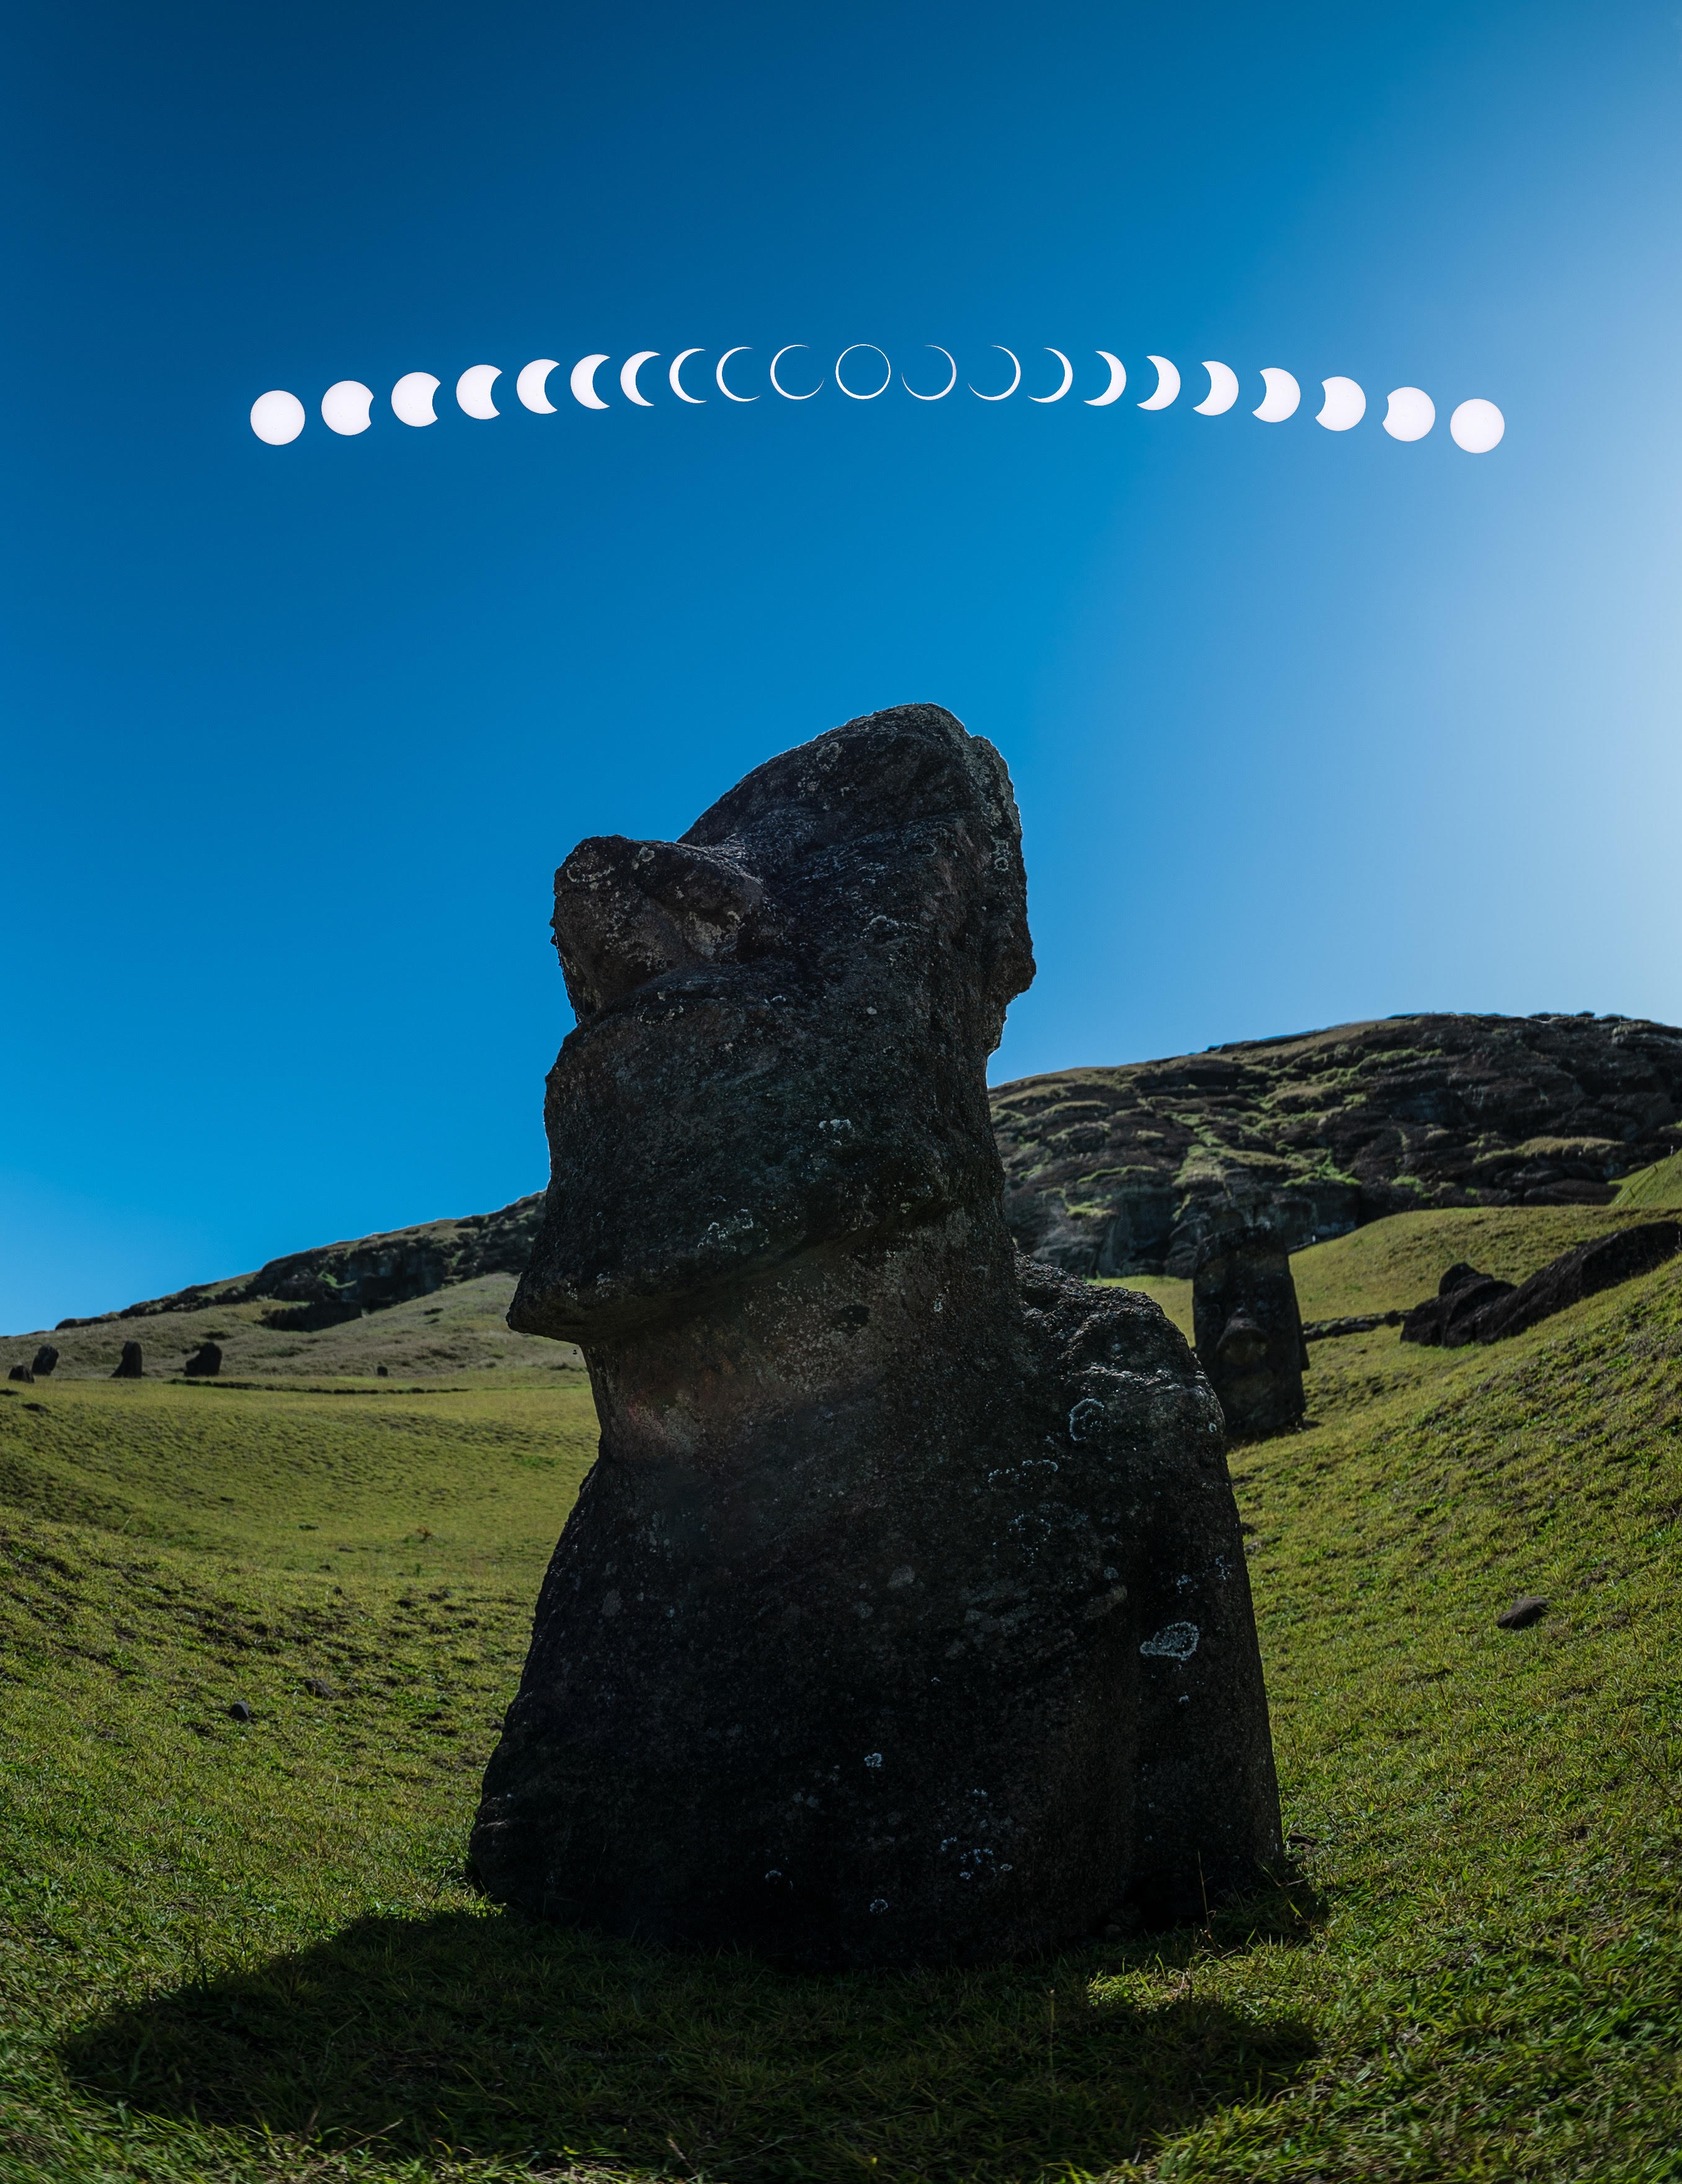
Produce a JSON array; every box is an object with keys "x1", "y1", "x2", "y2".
[{"x1": 4, "y1": 0, "x2": 1680, "y2": 1327}]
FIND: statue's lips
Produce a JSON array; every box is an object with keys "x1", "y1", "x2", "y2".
[{"x1": 510, "y1": 969, "x2": 1000, "y2": 1340}]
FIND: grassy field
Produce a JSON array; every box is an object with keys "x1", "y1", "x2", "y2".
[{"x1": 2, "y1": 1205, "x2": 1681, "y2": 2181}]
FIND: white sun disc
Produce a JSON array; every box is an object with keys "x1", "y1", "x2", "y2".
[
  {"x1": 456, "y1": 365, "x2": 501, "y2": 419},
  {"x1": 1383, "y1": 387, "x2": 1435, "y2": 441},
  {"x1": 391, "y1": 373, "x2": 440, "y2": 427},
  {"x1": 251, "y1": 390, "x2": 305, "y2": 444},
  {"x1": 321, "y1": 381, "x2": 373, "y2": 435},
  {"x1": 1450, "y1": 398, "x2": 1505, "y2": 452}
]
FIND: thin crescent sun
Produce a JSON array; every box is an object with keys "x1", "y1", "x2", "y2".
[
  {"x1": 669, "y1": 350, "x2": 706, "y2": 403},
  {"x1": 769, "y1": 345, "x2": 822, "y2": 399},
  {"x1": 1137, "y1": 356, "x2": 1180, "y2": 411},
  {"x1": 969, "y1": 347, "x2": 1021, "y2": 400},
  {"x1": 716, "y1": 347, "x2": 757, "y2": 401},
  {"x1": 1085, "y1": 352, "x2": 1126, "y2": 406},
  {"x1": 1029, "y1": 349, "x2": 1074, "y2": 403},
  {"x1": 620, "y1": 352, "x2": 659, "y2": 406},
  {"x1": 902, "y1": 345, "x2": 957, "y2": 399}
]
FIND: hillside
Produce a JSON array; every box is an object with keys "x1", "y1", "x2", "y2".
[
  {"x1": 2, "y1": 1196, "x2": 1680, "y2": 2180},
  {"x1": 23, "y1": 1013, "x2": 1682, "y2": 1355},
  {"x1": 995, "y1": 1010, "x2": 1682, "y2": 1278}
]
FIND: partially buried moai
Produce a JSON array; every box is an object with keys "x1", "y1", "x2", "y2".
[
  {"x1": 1192, "y1": 1224, "x2": 1309, "y2": 1440},
  {"x1": 471, "y1": 703, "x2": 1282, "y2": 1964}
]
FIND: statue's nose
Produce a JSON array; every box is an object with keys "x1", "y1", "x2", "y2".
[{"x1": 553, "y1": 836, "x2": 765, "y2": 1017}]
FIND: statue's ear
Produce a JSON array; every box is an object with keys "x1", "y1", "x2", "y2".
[{"x1": 552, "y1": 836, "x2": 764, "y2": 1018}]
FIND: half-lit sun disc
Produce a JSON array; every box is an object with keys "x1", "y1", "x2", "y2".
[{"x1": 251, "y1": 390, "x2": 305, "y2": 443}]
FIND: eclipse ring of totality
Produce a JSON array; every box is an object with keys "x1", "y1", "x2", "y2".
[
  {"x1": 1085, "y1": 352, "x2": 1126, "y2": 405},
  {"x1": 669, "y1": 349, "x2": 706, "y2": 403},
  {"x1": 769, "y1": 345, "x2": 822, "y2": 399},
  {"x1": 835, "y1": 344, "x2": 891, "y2": 398},
  {"x1": 716, "y1": 347, "x2": 757, "y2": 401},
  {"x1": 969, "y1": 345, "x2": 1021, "y2": 399},
  {"x1": 1030, "y1": 347, "x2": 1074, "y2": 403},
  {"x1": 902, "y1": 345, "x2": 957, "y2": 399}
]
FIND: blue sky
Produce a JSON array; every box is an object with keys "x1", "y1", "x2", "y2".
[{"x1": 4, "y1": 0, "x2": 1681, "y2": 1327}]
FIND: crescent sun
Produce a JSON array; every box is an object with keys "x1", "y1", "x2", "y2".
[
  {"x1": 770, "y1": 345, "x2": 822, "y2": 398},
  {"x1": 620, "y1": 352, "x2": 659, "y2": 406},
  {"x1": 1085, "y1": 352, "x2": 1126, "y2": 405},
  {"x1": 902, "y1": 345, "x2": 957, "y2": 399},
  {"x1": 670, "y1": 349, "x2": 706, "y2": 403},
  {"x1": 969, "y1": 346, "x2": 1021, "y2": 400},
  {"x1": 1316, "y1": 376, "x2": 1366, "y2": 432},
  {"x1": 516, "y1": 360, "x2": 560, "y2": 413},
  {"x1": 1253, "y1": 368, "x2": 1301, "y2": 422},
  {"x1": 1193, "y1": 362, "x2": 1238, "y2": 416},
  {"x1": 570, "y1": 355, "x2": 610, "y2": 409},
  {"x1": 716, "y1": 347, "x2": 757, "y2": 401},
  {"x1": 1029, "y1": 348, "x2": 1074, "y2": 403},
  {"x1": 1137, "y1": 356, "x2": 1180, "y2": 410}
]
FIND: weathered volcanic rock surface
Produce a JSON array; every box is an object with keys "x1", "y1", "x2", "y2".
[
  {"x1": 471, "y1": 703, "x2": 1281, "y2": 1966},
  {"x1": 993, "y1": 1013, "x2": 1682, "y2": 1278}
]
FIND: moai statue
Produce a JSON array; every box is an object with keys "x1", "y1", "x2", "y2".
[
  {"x1": 1191, "y1": 1224, "x2": 1308, "y2": 1439},
  {"x1": 472, "y1": 705, "x2": 1282, "y2": 1965}
]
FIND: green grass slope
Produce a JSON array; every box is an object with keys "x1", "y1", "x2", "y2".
[
  {"x1": 1614, "y1": 1149, "x2": 1682, "y2": 1212},
  {"x1": 2, "y1": 1225, "x2": 1681, "y2": 2182},
  {"x1": 3, "y1": 1274, "x2": 582, "y2": 1387}
]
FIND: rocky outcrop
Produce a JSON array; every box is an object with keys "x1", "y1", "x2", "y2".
[
  {"x1": 1191, "y1": 1225, "x2": 1308, "y2": 1439},
  {"x1": 994, "y1": 1014, "x2": 1682, "y2": 1278},
  {"x1": 54, "y1": 1195, "x2": 546, "y2": 1330},
  {"x1": 470, "y1": 704, "x2": 1281, "y2": 1966},
  {"x1": 1405, "y1": 1225, "x2": 1682, "y2": 1348}
]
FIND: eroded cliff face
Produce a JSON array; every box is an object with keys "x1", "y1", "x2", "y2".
[{"x1": 994, "y1": 1013, "x2": 1682, "y2": 1278}]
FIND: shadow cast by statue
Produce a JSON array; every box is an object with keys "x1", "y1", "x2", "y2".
[{"x1": 63, "y1": 1879, "x2": 1320, "y2": 2181}]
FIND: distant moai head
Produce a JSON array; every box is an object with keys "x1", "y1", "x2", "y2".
[
  {"x1": 30, "y1": 1344, "x2": 58, "y2": 1378},
  {"x1": 111, "y1": 1340, "x2": 143, "y2": 1381},
  {"x1": 1191, "y1": 1221, "x2": 1307, "y2": 1438},
  {"x1": 510, "y1": 704, "x2": 1035, "y2": 1344}
]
